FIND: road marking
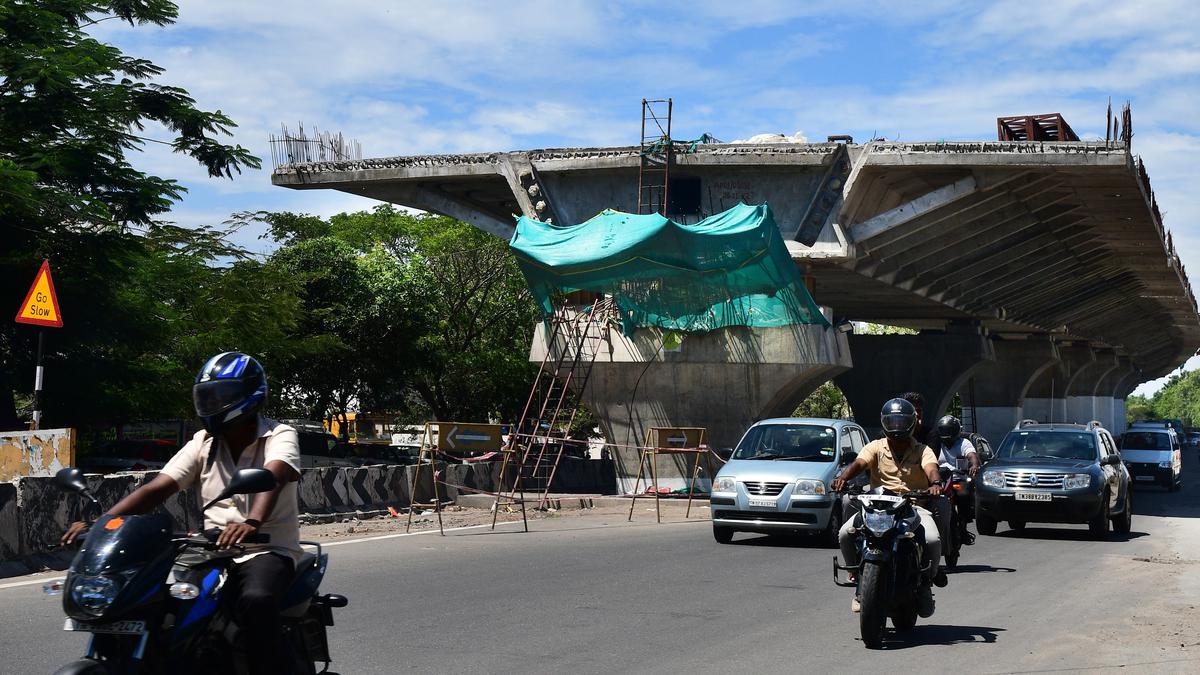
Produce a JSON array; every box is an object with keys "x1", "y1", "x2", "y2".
[{"x1": 0, "y1": 521, "x2": 528, "y2": 591}]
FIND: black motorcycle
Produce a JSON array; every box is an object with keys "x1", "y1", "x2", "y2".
[
  {"x1": 940, "y1": 464, "x2": 975, "y2": 570},
  {"x1": 834, "y1": 489, "x2": 936, "y2": 649},
  {"x1": 46, "y1": 467, "x2": 348, "y2": 674}
]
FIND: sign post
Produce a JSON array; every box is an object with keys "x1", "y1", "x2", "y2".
[{"x1": 14, "y1": 260, "x2": 64, "y2": 430}]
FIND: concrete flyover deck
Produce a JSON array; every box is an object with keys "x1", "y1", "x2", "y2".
[{"x1": 274, "y1": 135, "x2": 1199, "y2": 445}]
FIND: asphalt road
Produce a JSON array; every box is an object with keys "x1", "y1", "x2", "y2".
[{"x1": 3, "y1": 483, "x2": 1200, "y2": 674}]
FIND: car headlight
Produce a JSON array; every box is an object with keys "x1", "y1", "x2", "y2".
[
  {"x1": 863, "y1": 511, "x2": 893, "y2": 536},
  {"x1": 793, "y1": 479, "x2": 826, "y2": 496},
  {"x1": 70, "y1": 575, "x2": 121, "y2": 617},
  {"x1": 1063, "y1": 474, "x2": 1091, "y2": 490},
  {"x1": 712, "y1": 476, "x2": 737, "y2": 493},
  {"x1": 981, "y1": 470, "x2": 1006, "y2": 489},
  {"x1": 1158, "y1": 461, "x2": 1172, "y2": 469}
]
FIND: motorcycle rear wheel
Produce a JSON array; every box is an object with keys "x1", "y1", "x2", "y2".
[{"x1": 858, "y1": 561, "x2": 888, "y2": 649}]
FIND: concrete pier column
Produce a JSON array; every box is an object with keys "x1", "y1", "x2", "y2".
[
  {"x1": 1022, "y1": 342, "x2": 1095, "y2": 424},
  {"x1": 533, "y1": 322, "x2": 852, "y2": 491},
  {"x1": 1112, "y1": 367, "x2": 1146, "y2": 436},
  {"x1": 835, "y1": 325, "x2": 995, "y2": 438},
  {"x1": 964, "y1": 336, "x2": 1060, "y2": 445},
  {"x1": 1093, "y1": 357, "x2": 1136, "y2": 433},
  {"x1": 1064, "y1": 349, "x2": 1119, "y2": 425}
]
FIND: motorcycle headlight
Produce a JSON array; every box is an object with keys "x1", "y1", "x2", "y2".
[
  {"x1": 1063, "y1": 474, "x2": 1091, "y2": 490},
  {"x1": 793, "y1": 479, "x2": 826, "y2": 496},
  {"x1": 863, "y1": 510, "x2": 893, "y2": 536},
  {"x1": 712, "y1": 476, "x2": 737, "y2": 493},
  {"x1": 981, "y1": 470, "x2": 1006, "y2": 489},
  {"x1": 70, "y1": 575, "x2": 122, "y2": 617}
]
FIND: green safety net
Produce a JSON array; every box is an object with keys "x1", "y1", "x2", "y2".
[{"x1": 509, "y1": 203, "x2": 829, "y2": 335}]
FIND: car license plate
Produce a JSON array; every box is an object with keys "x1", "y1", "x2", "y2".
[
  {"x1": 1014, "y1": 492, "x2": 1052, "y2": 502},
  {"x1": 1135, "y1": 475, "x2": 1156, "y2": 482},
  {"x1": 748, "y1": 498, "x2": 777, "y2": 508},
  {"x1": 64, "y1": 618, "x2": 146, "y2": 634}
]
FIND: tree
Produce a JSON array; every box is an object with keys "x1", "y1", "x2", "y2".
[
  {"x1": 1, "y1": 1, "x2": 260, "y2": 429},
  {"x1": 254, "y1": 206, "x2": 539, "y2": 425},
  {"x1": 793, "y1": 381, "x2": 852, "y2": 419}
]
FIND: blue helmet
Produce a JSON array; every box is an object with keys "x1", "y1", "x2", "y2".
[{"x1": 193, "y1": 352, "x2": 267, "y2": 436}]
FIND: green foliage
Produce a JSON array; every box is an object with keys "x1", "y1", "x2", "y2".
[
  {"x1": 1, "y1": 1, "x2": 262, "y2": 428},
  {"x1": 253, "y1": 205, "x2": 538, "y2": 425},
  {"x1": 792, "y1": 381, "x2": 851, "y2": 419},
  {"x1": 858, "y1": 323, "x2": 919, "y2": 336},
  {"x1": 1130, "y1": 370, "x2": 1200, "y2": 426}
]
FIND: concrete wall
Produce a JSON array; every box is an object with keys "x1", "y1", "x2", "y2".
[{"x1": 0, "y1": 428, "x2": 75, "y2": 482}]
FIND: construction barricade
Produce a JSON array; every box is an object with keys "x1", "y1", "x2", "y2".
[{"x1": 627, "y1": 427, "x2": 714, "y2": 523}]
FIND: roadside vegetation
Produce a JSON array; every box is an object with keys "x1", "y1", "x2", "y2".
[
  {"x1": 0, "y1": 1, "x2": 538, "y2": 432},
  {"x1": 1127, "y1": 369, "x2": 1200, "y2": 426}
]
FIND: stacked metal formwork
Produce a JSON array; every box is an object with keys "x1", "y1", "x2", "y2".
[{"x1": 491, "y1": 297, "x2": 616, "y2": 523}]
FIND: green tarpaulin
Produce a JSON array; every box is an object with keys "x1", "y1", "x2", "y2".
[{"x1": 509, "y1": 203, "x2": 829, "y2": 335}]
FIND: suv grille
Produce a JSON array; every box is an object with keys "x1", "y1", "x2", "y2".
[
  {"x1": 742, "y1": 481, "x2": 787, "y2": 496},
  {"x1": 1003, "y1": 472, "x2": 1066, "y2": 489}
]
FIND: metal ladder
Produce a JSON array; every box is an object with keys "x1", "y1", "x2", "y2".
[{"x1": 493, "y1": 297, "x2": 616, "y2": 519}]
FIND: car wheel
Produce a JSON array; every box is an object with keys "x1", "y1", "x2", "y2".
[
  {"x1": 713, "y1": 524, "x2": 734, "y2": 544},
  {"x1": 1170, "y1": 477, "x2": 1181, "y2": 493},
  {"x1": 976, "y1": 514, "x2": 998, "y2": 536},
  {"x1": 1088, "y1": 492, "x2": 1111, "y2": 539},
  {"x1": 824, "y1": 504, "x2": 842, "y2": 549},
  {"x1": 1112, "y1": 490, "x2": 1132, "y2": 534},
  {"x1": 1007, "y1": 520, "x2": 1026, "y2": 532}
]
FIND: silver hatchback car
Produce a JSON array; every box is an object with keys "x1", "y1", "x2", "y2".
[{"x1": 710, "y1": 418, "x2": 870, "y2": 545}]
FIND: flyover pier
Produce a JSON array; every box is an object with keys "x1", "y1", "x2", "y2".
[{"x1": 273, "y1": 112, "x2": 1200, "y2": 470}]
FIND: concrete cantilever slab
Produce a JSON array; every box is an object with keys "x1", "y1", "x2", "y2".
[{"x1": 531, "y1": 322, "x2": 851, "y2": 491}]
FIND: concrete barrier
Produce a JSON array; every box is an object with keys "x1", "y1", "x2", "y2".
[{"x1": 0, "y1": 459, "x2": 617, "y2": 571}]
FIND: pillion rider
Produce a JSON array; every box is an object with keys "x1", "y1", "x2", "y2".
[
  {"x1": 831, "y1": 398, "x2": 947, "y2": 616},
  {"x1": 63, "y1": 352, "x2": 302, "y2": 674}
]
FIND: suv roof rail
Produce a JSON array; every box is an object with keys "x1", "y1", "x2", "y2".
[
  {"x1": 1015, "y1": 419, "x2": 1040, "y2": 429},
  {"x1": 1085, "y1": 420, "x2": 1104, "y2": 430}
]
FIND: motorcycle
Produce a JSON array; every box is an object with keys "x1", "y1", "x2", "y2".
[
  {"x1": 833, "y1": 488, "x2": 937, "y2": 649},
  {"x1": 940, "y1": 461, "x2": 975, "y2": 570},
  {"x1": 45, "y1": 467, "x2": 348, "y2": 674}
]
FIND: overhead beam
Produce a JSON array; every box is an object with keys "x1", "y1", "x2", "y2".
[{"x1": 850, "y1": 175, "x2": 978, "y2": 241}]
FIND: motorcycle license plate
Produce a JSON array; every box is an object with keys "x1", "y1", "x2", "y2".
[
  {"x1": 748, "y1": 498, "x2": 777, "y2": 508},
  {"x1": 1014, "y1": 492, "x2": 1051, "y2": 502},
  {"x1": 64, "y1": 618, "x2": 146, "y2": 634}
]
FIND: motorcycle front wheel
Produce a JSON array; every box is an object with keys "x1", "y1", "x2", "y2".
[
  {"x1": 858, "y1": 560, "x2": 888, "y2": 649},
  {"x1": 53, "y1": 659, "x2": 110, "y2": 675}
]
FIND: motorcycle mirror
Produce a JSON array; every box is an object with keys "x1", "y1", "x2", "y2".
[
  {"x1": 202, "y1": 468, "x2": 277, "y2": 512},
  {"x1": 54, "y1": 467, "x2": 88, "y2": 494}
]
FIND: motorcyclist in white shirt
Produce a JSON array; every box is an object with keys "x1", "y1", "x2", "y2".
[{"x1": 935, "y1": 415, "x2": 980, "y2": 477}]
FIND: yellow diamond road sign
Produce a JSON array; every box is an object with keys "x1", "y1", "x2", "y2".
[{"x1": 15, "y1": 260, "x2": 63, "y2": 328}]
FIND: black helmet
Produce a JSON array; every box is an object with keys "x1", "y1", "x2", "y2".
[
  {"x1": 193, "y1": 352, "x2": 267, "y2": 436},
  {"x1": 937, "y1": 415, "x2": 962, "y2": 444},
  {"x1": 881, "y1": 398, "x2": 917, "y2": 440}
]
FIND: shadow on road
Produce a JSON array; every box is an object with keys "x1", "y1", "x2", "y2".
[
  {"x1": 731, "y1": 533, "x2": 835, "y2": 549},
  {"x1": 992, "y1": 528, "x2": 1148, "y2": 542},
  {"x1": 947, "y1": 564, "x2": 1015, "y2": 574},
  {"x1": 881, "y1": 623, "x2": 1004, "y2": 649}
]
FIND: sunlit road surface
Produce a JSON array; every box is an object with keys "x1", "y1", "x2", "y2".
[{"x1": 3, "y1": 483, "x2": 1199, "y2": 674}]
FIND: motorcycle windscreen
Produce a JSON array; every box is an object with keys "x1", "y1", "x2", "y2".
[{"x1": 74, "y1": 513, "x2": 174, "y2": 576}]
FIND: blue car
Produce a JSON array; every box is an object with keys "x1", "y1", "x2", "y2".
[{"x1": 710, "y1": 418, "x2": 870, "y2": 545}]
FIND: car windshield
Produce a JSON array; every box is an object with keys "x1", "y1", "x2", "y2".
[
  {"x1": 1122, "y1": 432, "x2": 1172, "y2": 450},
  {"x1": 996, "y1": 431, "x2": 1098, "y2": 461},
  {"x1": 732, "y1": 424, "x2": 837, "y2": 461}
]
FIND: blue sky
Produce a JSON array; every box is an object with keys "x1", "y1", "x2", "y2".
[{"x1": 93, "y1": 0, "x2": 1200, "y2": 394}]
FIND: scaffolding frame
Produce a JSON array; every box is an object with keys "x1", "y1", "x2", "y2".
[
  {"x1": 626, "y1": 427, "x2": 713, "y2": 524},
  {"x1": 638, "y1": 98, "x2": 673, "y2": 216}
]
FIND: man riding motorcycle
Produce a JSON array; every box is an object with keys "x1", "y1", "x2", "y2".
[
  {"x1": 832, "y1": 398, "x2": 946, "y2": 616},
  {"x1": 63, "y1": 352, "x2": 302, "y2": 674},
  {"x1": 935, "y1": 415, "x2": 980, "y2": 477}
]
